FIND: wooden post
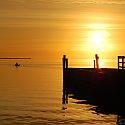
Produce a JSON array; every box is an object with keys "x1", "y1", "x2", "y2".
[
  {"x1": 118, "y1": 56, "x2": 120, "y2": 69},
  {"x1": 62, "y1": 55, "x2": 66, "y2": 104},
  {"x1": 62, "y1": 55, "x2": 68, "y2": 104},
  {"x1": 66, "y1": 91, "x2": 68, "y2": 104},
  {"x1": 63, "y1": 55, "x2": 66, "y2": 69},
  {"x1": 122, "y1": 57, "x2": 124, "y2": 69},
  {"x1": 95, "y1": 54, "x2": 99, "y2": 69},
  {"x1": 94, "y1": 60, "x2": 96, "y2": 69},
  {"x1": 66, "y1": 58, "x2": 68, "y2": 68}
]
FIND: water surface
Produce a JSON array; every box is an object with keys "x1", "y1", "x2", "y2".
[{"x1": 0, "y1": 60, "x2": 118, "y2": 125}]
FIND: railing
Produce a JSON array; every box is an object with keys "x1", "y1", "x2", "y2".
[{"x1": 118, "y1": 56, "x2": 125, "y2": 69}]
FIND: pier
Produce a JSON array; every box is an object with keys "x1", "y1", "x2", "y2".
[{"x1": 62, "y1": 55, "x2": 125, "y2": 115}]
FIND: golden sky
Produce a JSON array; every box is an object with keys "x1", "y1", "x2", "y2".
[{"x1": 0, "y1": 0, "x2": 125, "y2": 65}]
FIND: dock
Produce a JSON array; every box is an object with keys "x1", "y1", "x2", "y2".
[{"x1": 62, "y1": 55, "x2": 125, "y2": 115}]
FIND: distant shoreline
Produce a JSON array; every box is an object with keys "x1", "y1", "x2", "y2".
[{"x1": 0, "y1": 58, "x2": 31, "y2": 59}]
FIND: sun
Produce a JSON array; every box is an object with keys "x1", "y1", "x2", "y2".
[
  {"x1": 82, "y1": 29, "x2": 110, "y2": 53},
  {"x1": 80, "y1": 23, "x2": 112, "y2": 54},
  {"x1": 91, "y1": 30, "x2": 109, "y2": 48},
  {"x1": 92, "y1": 31, "x2": 104, "y2": 47}
]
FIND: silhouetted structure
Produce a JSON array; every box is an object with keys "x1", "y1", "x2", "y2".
[
  {"x1": 62, "y1": 55, "x2": 68, "y2": 104},
  {"x1": 95, "y1": 54, "x2": 99, "y2": 69},
  {"x1": 62, "y1": 54, "x2": 125, "y2": 116},
  {"x1": 118, "y1": 56, "x2": 125, "y2": 69}
]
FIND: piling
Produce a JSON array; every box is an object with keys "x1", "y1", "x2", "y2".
[
  {"x1": 95, "y1": 54, "x2": 99, "y2": 69},
  {"x1": 94, "y1": 60, "x2": 96, "y2": 68},
  {"x1": 62, "y1": 55, "x2": 68, "y2": 104}
]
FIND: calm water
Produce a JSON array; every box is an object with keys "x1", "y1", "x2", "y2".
[{"x1": 0, "y1": 59, "x2": 118, "y2": 125}]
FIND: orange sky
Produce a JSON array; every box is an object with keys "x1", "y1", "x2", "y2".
[{"x1": 0, "y1": 0, "x2": 125, "y2": 66}]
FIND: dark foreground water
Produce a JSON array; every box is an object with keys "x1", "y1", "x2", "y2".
[{"x1": 0, "y1": 60, "x2": 120, "y2": 125}]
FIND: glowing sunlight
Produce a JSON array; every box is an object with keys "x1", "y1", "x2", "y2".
[
  {"x1": 99, "y1": 59, "x2": 105, "y2": 68},
  {"x1": 90, "y1": 59, "x2": 105, "y2": 68},
  {"x1": 91, "y1": 30, "x2": 109, "y2": 48},
  {"x1": 82, "y1": 23, "x2": 112, "y2": 53}
]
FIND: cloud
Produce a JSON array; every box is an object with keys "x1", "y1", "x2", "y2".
[
  {"x1": 1, "y1": 0, "x2": 125, "y2": 5},
  {"x1": 0, "y1": 0, "x2": 125, "y2": 10},
  {"x1": 35, "y1": 0, "x2": 125, "y2": 4}
]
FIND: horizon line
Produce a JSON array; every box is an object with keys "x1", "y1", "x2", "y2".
[{"x1": 0, "y1": 57, "x2": 31, "y2": 59}]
